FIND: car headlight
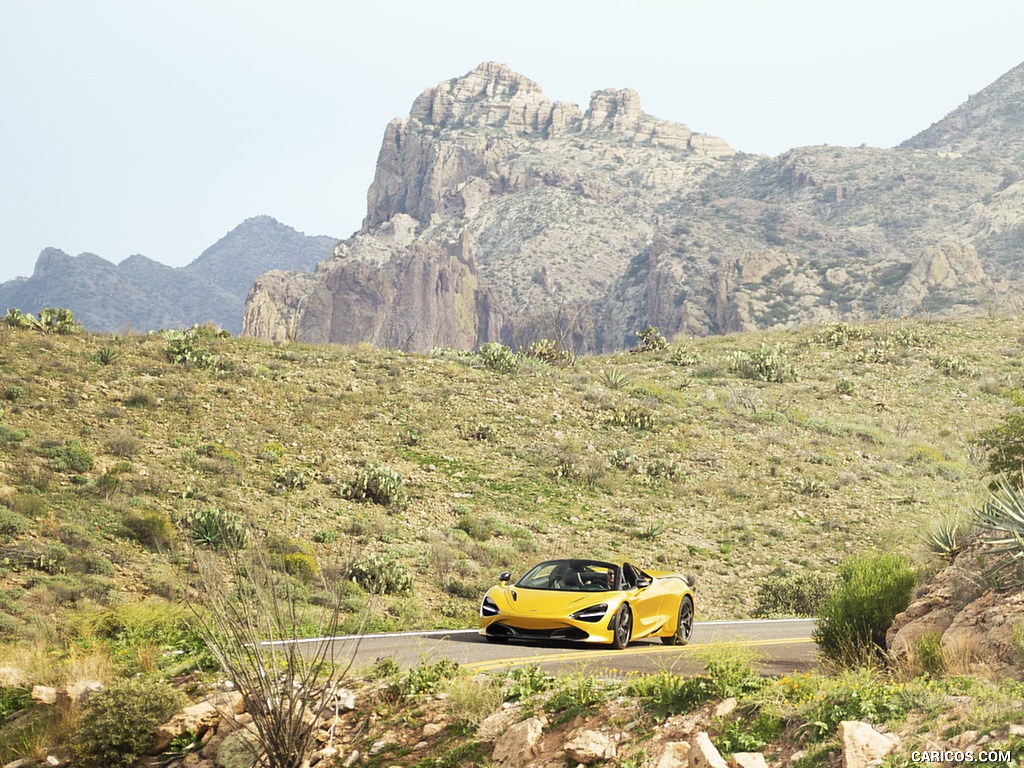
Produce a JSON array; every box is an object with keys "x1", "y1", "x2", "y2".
[
  {"x1": 570, "y1": 603, "x2": 609, "y2": 622},
  {"x1": 481, "y1": 595, "x2": 499, "y2": 617}
]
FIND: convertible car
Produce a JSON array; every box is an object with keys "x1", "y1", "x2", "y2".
[{"x1": 479, "y1": 558, "x2": 695, "y2": 649}]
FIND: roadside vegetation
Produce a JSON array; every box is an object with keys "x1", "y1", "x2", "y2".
[{"x1": 1, "y1": 311, "x2": 1024, "y2": 763}]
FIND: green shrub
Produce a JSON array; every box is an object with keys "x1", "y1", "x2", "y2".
[
  {"x1": 635, "y1": 325, "x2": 668, "y2": 352},
  {"x1": 754, "y1": 570, "x2": 837, "y2": 617},
  {"x1": 627, "y1": 672, "x2": 717, "y2": 718},
  {"x1": 731, "y1": 343, "x2": 797, "y2": 383},
  {"x1": 669, "y1": 346, "x2": 702, "y2": 367},
  {"x1": 477, "y1": 342, "x2": 518, "y2": 373},
  {"x1": 835, "y1": 378, "x2": 856, "y2": 396},
  {"x1": 398, "y1": 659, "x2": 460, "y2": 695},
  {"x1": 520, "y1": 338, "x2": 575, "y2": 366},
  {"x1": 37, "y1": 307, "x2": 82, "y2": 334},
  {"x1": 714, "y1": 711, "x2": 785, "y2": 756},
  {"x1": 933, "y1": 356, "x2": 975, "y2": 378},
  {"x1": 350, "y1": 553, "x2": 413, "y2": 595},
  {"x1": 0, "y1": 684, "x2": 31, "y2": 719},
  {"x1": 502, "y1": 665, "x2": 552, "y2": 701},
  {"x1": 163, "y1": 327, "x2": 220, "y2": 369},
  {"x1": 696, "y1": 644, "x2": 765, "y2": 698},
  {"x1": 813, "y1": 553, "x2": 916, "y2": 666},
  {"x1": 188, "y1": 507, "x2": 247, "y2": 550},
  {"x1": 812, "y1": 323, "x2": 868, "y2": 347},
  {"x1": 123, "y1": 509, "x2": 174, "y2": 549},
  {"x1": 0, "y1": 423, "x2": 31, "y2": 445},
  {"x1": 42, "y1": 440, "x2": 94, "y2": 473},
  {"x1": 0, "y1": 506, "x2": 28, "y2": 536},
  {"x1": 3, "y1": 384, "x2": 28, "y2": 403},
  {"x1": 974, "y1": 390, "x2": 1024, "y2": 485},
  {"x1": 76, "y1": 678, "x2": 187, "y2": 768},
  {"x1": 3, "y1": 308, "x2": 39, "y2": 330},
  {"x1": 258, "y1": 441, "x2": 286, "y2": 462},
  {"x1": 345, "y1": 463, "x2": 406, "y2": 507},
  {"x1": 311, "y1": 528, "x2": 339, "y2": 544},
  {"x1": 282, "y1": 552, "x2": 318, "y2": 583},
  {"x1": 609, "y1": 405, "x2": 656, "y2": 431},
  {"x1": 124, "y1": 388, "x2": 157, "y2": 408},
  {"x1": 274, "y1": 467, "x2": 310, "y2": 491}
]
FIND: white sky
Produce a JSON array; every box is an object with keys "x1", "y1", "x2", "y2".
[{"x1": 1, "y1": 1, "x2": 1022, "y2": 283}]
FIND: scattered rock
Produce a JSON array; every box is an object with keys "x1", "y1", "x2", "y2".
[
  {"x1": 478, "y1": 706, "x2": 520, "y2": 740},
  {"x1": 64, "y1": 680, "x2": 103, "y2": 707},
  {"x1": 839, "y1": 720, "x2": 900, "y2": 768},
  {"x1": 691, "y1": 732, "x2": 730, "y2": 768},
  {"x1": 492, "y1": 716, "x2": 544, "y2": 766},
  {"x1": 422, "y1": 722, "x2": 444, "y2": 738},
  {"x1": 563, "y1": 728, "x2": 617, "y2": 764},
  {"x1": 653, "y1": 741, "x2": 691, "y2": 768},
  {"x1": 151, "y1": 698, "x2": 224, "y2": 754},
  {"x1": 31, "y1": 685, "x2": 58, "y2": 705},
  {"x1": 731, "y1": 753, "x2": 770, "y2": 768},
  {"x1": 0, "y1": 667, "x2": 26, "y2": 688},
  {"x1": 714, "y1": 698, "x2": 738, "y2": 718}
]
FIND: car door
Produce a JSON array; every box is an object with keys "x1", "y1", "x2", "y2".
[{"x1": 623, "y1": 563, "x2": 667, "y2": 635}]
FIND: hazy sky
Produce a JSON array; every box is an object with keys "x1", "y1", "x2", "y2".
[{"x1": 2, "y1": 1, "x2": 1022, "y2": 283}]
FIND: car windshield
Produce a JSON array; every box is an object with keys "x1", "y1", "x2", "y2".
[{"x1": 515, "y1": 559, "x2": 620, "y2": 592}]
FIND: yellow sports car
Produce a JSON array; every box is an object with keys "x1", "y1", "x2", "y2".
[{"x1": 479, "y1": 558, "x2": 695, "y2": 649}]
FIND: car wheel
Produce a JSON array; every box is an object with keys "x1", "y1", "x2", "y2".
[
  {"x1": 611, "y1": 605, "x2": 632, "y2": 650},
  {"x1": 662, "y1": 596, "x2": 694, "y2": 646}
]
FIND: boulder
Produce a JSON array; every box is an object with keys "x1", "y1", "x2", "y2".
[
  {"x1": 563, "y1": 728, "x2": 617, "y2": 764},
  {"x1": 151, "y1": 698, "x2": 225, "y2": 754},
  {"x1": 492, "y1": 716, "x2": 544, "y2": 765},
  {"x1": 0, "y1": 667, "x2": 26, "y2": 688},
  {"x1": 653, "y1": 741, "x2": 692, "y2": 768},
  {"x1": 64, "y1": 680, "x2": 103, "y2": 707},
  {"x1": 730, "y1": 753, "x2": 770, "y2": 768},
  {"x1": 839, "y1": 721, "x2": 900, "y2": 768},
  {"x1": 690, "y1": 732, "x2": 730, "y2": 768},
  {"x1": 31, "y1": 686, "x2": 57, "y2": 705}
]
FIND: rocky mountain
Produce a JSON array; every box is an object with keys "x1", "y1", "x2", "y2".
[
  {"x1": 0, "y1": 216, "x2": 336, "y2": 335},
  {"x1": 244, "y1": 61, "x2": 1024, "y2": 352}
]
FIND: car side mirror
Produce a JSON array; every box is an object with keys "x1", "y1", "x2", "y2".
[
  {"x1": 498, "y1": 571, "x2": 511, "y2": 585},
  {"x1": 635, "y1": 577, "x2": 651, "y2": 589}
]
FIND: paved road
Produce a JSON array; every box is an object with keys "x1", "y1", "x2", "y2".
[{"x1": 281, "y1": 619, "x2": 816, "y2": 677}]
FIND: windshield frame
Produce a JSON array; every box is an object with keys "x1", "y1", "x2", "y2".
[{"x1": 514, "y1": 559, "x2": 622, "y2": 592}]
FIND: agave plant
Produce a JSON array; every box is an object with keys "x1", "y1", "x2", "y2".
[
  {"x1": 923, "y1": 515, "x2": 969, "y2": 562},
  {"x1": 973, "y1": 477, "x2": 1024, "y2": 582}
]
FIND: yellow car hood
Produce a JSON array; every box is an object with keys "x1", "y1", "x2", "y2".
[{"x1": 491, "y1": 586, "x2": 618, "y2": 616}]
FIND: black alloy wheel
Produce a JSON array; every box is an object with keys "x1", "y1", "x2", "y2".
[
  {"x1": 612, "y1": 605, "x2": 632, "y2": 650},
  {"x1": 662, "y1": 596, "x2": 694, "y2": 646}
]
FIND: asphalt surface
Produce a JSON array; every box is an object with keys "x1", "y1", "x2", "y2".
[{"x1": 281, "y1": 618, "x2": 816, "y2": 677}]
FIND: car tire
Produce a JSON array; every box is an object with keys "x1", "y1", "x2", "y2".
[
  {"x1": 611, "y1": 605, "x2": 632, "y2": 650},
  {"x1": 662, "y1": 596, "x2": 694, "y2": 646}
]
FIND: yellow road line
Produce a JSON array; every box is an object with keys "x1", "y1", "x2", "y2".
[{"x1": 464, "y1": 636, "x2": 815, "y2": 672}]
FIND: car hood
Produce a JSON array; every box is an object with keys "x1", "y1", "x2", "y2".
[{"x1": 490, "y1": 586, "x2": 619, "y2": 614}]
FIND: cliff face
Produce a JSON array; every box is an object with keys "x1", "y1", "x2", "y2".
[
  {"x1": 243, "y1": 60, "x2": 1024, "y2": 351},
  {"x1": 244, "y1": 219, "x2": 503, "y2": 350}
]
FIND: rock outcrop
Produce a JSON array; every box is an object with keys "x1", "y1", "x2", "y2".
[{"x1": 887, "y1": 543, "x2": 1024, "y2": 677}]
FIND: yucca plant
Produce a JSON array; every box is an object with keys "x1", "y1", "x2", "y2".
[
  {"x1": 600, "y1": 367, "x2": 631, "y2": 390},
  {"x1": 923, "y1": 514, "x2": 970, "y2": 563},
  {"x1": 973, "y1": 477, "x2": 1024, "y2": 583}
]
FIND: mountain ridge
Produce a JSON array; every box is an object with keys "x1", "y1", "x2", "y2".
[
  {"x1": 0, "y1": 216, "x2": 337, "y2": 335},
  {"x1": 243, "y1": 60, "x2": 1024, "y2": 352}
]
